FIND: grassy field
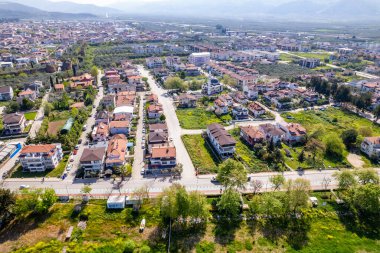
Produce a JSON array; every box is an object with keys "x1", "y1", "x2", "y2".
[
  {"x1": 10, "y1": 155, "x2": 69, "y2": 178},
  {"x1": 182, "y1": 134, "x2": 219, "y2": 174},
  {"x1": 279, "y1": 53, "x2": 298, "y2": 62},
  {"x1": 229, "y1": 129, "x2": 271, "y2": 172},
  {"x1": 176, "y1": 108, "x2": 227, "y2": 129},
  {"x1": 2, "y1": 196, "x2": 379, "y2": 253},
  {"x1": 282, "y1": 108, "x2": 380, "y2": 168},
  {"x1": 282, "y1": 107, "x2": 380, "y2": 136},
  {"x1": 47, "y1": 120, "x2": 66, "y2": 136},
  {"x1": 24, "y1": 111, "x2": 37, "y2": 121},
  {"x1": 292, "y1": 51, "x2": 332, "y2": 60}
]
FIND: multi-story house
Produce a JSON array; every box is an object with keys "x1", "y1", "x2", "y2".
[
  {"x1": 146, "y1": 57, "x2": 163, "y2": 69},
  {"x1": 278, "y1": 123, "x2": 307, "y2": 144},
  {"x1": 109, "y1": 121, "x2": 131, "y2": 136},
  {"x1": 259, "y1": 124, "x2": 285, "y2": 144},
  {"x1": 105, "y1": 134, "x2": 128, "y2": 169},
  {"x1": 206, "y1": 123, "x2": 236, "y2": 159},
  {"x1": 80, "y1": 147, "x2": 106, "y2": 177},
  {"x1": 232, "y1": 105, "x2": 249, "y2": 120},
  {"x1": 91, "y1": 122, "x2": 110, "y2": 142},
  {"x1": 17, "y1": 89, "x2": 37, "y2": 103},
  {"x1": 0, "y1": 86, "x2": 13, "y2": 101},
  {"x1": 150, "y1": 146, "x2": 176, "y2": 167},
  {"x1": 148, "y1": 103, "x2": 164, "y2": 119},
  {"x1": 3, "y1": 113, "x2": 26, "y2": 135},
  {"x1": 240, "y1": 126, "x2": 265, "y2": 147},
  {"x1": 214, "y1": 98, "x2": 229, "y2": 115},
  {"x1": 188, "y1": 52, "x2": 211, "y2": 66},
  {"x1": 178, "y1": 94, "x2": 197, "y2": 108},
  {"x1": 247, "y1": 102, "x2": 266, "y2": 118},
  {"x1": 202, "y1": 78, "x2": 223, "y2": 96},
  {"x1": 19, "y1": 144, "x2": 63, "y2": 172},
  {"x1": 361, "y1": 137, "x2": 380, "y2": 159}
]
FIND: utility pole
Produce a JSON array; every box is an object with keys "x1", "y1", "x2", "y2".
[{"x1": 167, "y1": 218, "x2": 172, "y2": 253}]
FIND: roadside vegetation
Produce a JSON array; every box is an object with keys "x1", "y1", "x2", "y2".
[{"x1": 1, "y1": 168, "x2": 378, "y2": 253}]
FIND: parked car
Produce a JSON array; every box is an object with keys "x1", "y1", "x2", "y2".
[
  {"x1": 70, "y1": 157, "x2": 74, "y2": 162},
  {"x1": 19, "y1": 185, "x2": 30, "y2": 189},
  {"x1": 78, "y1": 139, "x2": 83, "y2": 144},
  {"x1": 141, "y1": 168, "x2": 145, "y2": 175},
  {"x1": 66, "y1": 164, "x2": 72, "y2": 171},
  {"x1": 75, "y1": 145, "x2": 79, "y2": 150}
]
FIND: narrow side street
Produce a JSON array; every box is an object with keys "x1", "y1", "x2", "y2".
[{"x1": 138, "y1": 65, "x2": 197, "y2": 180}]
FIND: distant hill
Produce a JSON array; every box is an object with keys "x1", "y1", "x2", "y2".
[
  {"x1": 7, "y1": 0, "x2": 123, "y2": 17},
  {"x1": 0, "y1": 2, "x2": 96, "y2": 19}
]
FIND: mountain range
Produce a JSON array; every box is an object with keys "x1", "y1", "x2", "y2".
[
  {"x1": 6, "y1": 0, "x2": 123, "y2": 17},
  {"x1": 0, "y1": 2, "x2": 97, "y2": 19},
  {"x1": 111, "y1": 0, "x2": 380, "y2": 21},
  {"x1": 2, "y1": 0, "x2": 380, "y2": 21}
]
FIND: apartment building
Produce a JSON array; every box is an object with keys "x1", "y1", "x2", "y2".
[{"x1": 19, "y1": 144, "x2": 63, "y2": 172}]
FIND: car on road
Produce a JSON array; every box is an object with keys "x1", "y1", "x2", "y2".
[
  {"x1": 93, "y1": 105, "x2": 96, "y2": 108},
  {"x1": 70, "y1": 157, "x2": 74, "y2": 162},
  {"x1": 66, "y1": 164, "x2": 73, "y2": 171},
  {"x1": 2, "y1": 172, "x2": 8, "y2": 179},
  {"x1": 83, "y1": 125, "x2": 87, "y2": 131},
  {"x1": 75, "y1": 145, "x2": 79, "y2": 150},
  {"x1": 19, "y1": 185, "x2": 30, "y2": 189},
  {"x1": 210, "y1": 177, "x2": 219, "y2": 183},
  {"x1": 142, "y1": 145, "x2": 145, "y2": 150},
  {"x1": 142, "y1": 129, "x2": 145, "y2": 133},
  {"x1": 141, "y1": 168, "x2": 145, "y2": 175},
  {"x1": 61, "y1": 172, "x2": 67, "y2": 180},
  {"x1": 78, "y1": 139, "x2": 83, "y2": 144}
]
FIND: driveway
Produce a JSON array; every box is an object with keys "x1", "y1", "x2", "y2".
[{"x1": 138, "y1": 66, "x2": 196, "y2": 180}]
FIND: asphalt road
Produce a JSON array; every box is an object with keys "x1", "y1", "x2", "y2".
[{"x1": 138, "y1": 65, "x2": 197, "y2": 180}]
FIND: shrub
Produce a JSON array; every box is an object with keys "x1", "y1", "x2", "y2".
[
  {"x1": 196, "y1": 241, "x2": 216, "y2": 253},
  {"x1": 123, "y1": 239, "x2": 136, "y2": 253}
]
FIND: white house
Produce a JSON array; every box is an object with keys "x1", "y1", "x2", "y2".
[
  {"x1": 206, "y1": 123, "x2": 236, "y2": 159},
  {"x1": 19, "y1": 144, "x2": 63, "y2": 172},
  {"x1": 189, "y1": 52, "x2": 211, "y2": 66},
  {"x1": 202, "y1": 78, "x2": 223, "y2": 96},
  {"x1": 80, "y1": 147, "x2": 106, "y2": 177},
  {"x1": 361, "y1": 137, "x2": 380, "y2": 159}
]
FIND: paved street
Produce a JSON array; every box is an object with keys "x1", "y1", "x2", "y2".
[
  {"x1": 132, "y1": 92, "x2": 145, "y2": 180},
  {"x1": 66, "y1": 72, "x2": 104, "y2": 181},
  {"x1": 138, "y1": 65, "x2": 197, "y2": 180},
  {"x1": 2, "y1": 169, "x2": 380, "y2": 197}
]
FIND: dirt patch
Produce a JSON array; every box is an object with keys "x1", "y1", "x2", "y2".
[
  {"x1": 47, "y1": 120, "x2": 66, "y2": 136},
  {"x1": 347, "y1": 153, "x2": 364, "y2": 168},
  {"x1": 0, "y1": 220, "x2": 69, "y2": 253}
]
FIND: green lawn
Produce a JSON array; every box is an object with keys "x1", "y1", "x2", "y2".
[
  {"x1": 176, "y1": 107, "x2": 227, "y2": 129},
  {"x1": 10, "y1": 155, "x2": 69, "y2": 178},
  {"x1": 23, "y1": 124, "x2": 32, "y2": 133},
  {"x1": 24, "y1": 111, "x2": 37, "y2": 121},
  {"x1": 279, "y1": 53, "x2": 298, "y2": 62},
  {"x1": 182, "y1": 134, "x2": 219, "y2": 174}
]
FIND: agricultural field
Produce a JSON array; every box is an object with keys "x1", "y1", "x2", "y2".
[{"x1": 176, "y1": 107, "x2": 229, "y2": 129}]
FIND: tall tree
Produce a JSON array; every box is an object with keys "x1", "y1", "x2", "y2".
[
  {"x1": 216, "y1": 159, "x2": 248, "y2": 190},
  {"x1": 356, "y1": 169, "x2": 379, "y2": 185},
  {"x1": 217, "y1": 188, "x2": 241, "y2": 220},
  {"x1": 334, "y1": 170, "x2": 357, "y2": 191},
  {"x1": 270, "y1": 174, "x2": 285, "y2": 191}
]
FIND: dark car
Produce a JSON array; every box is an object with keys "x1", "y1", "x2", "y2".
[{"x1": 78, "y1": 139, "x2": 83, "y2": 144}]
